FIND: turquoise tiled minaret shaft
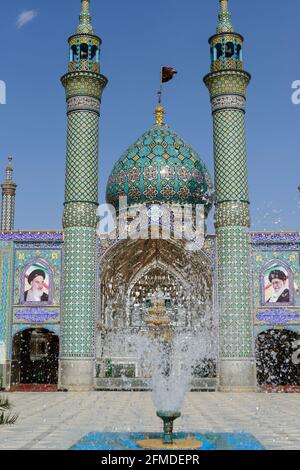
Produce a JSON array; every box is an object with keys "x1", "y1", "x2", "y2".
[
  {"x1": 60, "y1": 0, "x2": 107, "y2": 389},
  {"x1": 204, "y1": 0, "x2": 256, "y2": 391},
  {"x1": 1, "y1": 157, "x2": 17, "y2": 231}
]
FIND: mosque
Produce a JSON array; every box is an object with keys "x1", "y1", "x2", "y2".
[{"x1": 0, "y1": 0, "x2": 299, "y2": 393}]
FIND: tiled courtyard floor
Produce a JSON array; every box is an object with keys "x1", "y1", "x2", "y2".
[{"x1": 0, "y1": 392, "x2": 299, "y2": 450}]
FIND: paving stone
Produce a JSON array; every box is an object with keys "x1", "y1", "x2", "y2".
[{"x1": 0, "y1": 392, "x2": 299, "y2": 450}]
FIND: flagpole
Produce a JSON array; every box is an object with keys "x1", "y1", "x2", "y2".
[
  {"x1": 158, "y1": 67, "x2": 163, "y2": 104},
  {"x1": 155, "y1": 68, "x2": 164, "y2": 126},
  {"x1": 156, "y1": 67, "x2": 177, "y2": 124}
]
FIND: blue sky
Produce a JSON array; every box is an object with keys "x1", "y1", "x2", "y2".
[{"x1": 0, "y1": 0, "x2": 299, "y2": 232}]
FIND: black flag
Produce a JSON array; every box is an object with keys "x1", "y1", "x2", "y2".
[{"x1": 161, "y1": 67, "x2": 177, "y2": 83}]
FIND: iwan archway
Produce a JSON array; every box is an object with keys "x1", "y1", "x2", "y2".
[
  {"x1": 256, "y1": 329, "x2": 300, "y2": 392},
  {"x1": 11, "y1": 328, "x2": 59, "y2": 391}
]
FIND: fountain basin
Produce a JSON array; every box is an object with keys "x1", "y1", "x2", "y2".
[
  {"x1": 156, "y1": 410, "x2": 181, "y2": 444},
  {"x1": 71, "y1": 432, "x2": 265, "y2": 450}
]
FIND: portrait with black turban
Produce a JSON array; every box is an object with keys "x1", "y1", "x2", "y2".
[
  {"x1": 24, "y1": 266, "x2": 49, "y2": 302},
  {"x1": 266, "y1": 268, "x2": 290, "y2": 304},
  {"x1": 268, "y1": 270, "x2": 287, "y2": 283}
]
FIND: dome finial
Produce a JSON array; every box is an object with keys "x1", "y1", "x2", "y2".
[
  {"x1": 217, "y1": 0, "x2": 234, "y2": 33},
  {"x1": 155, "y1": 104, "x2": 165, "y2": 126},
  {"x1": 155, "y1": 91, "x2": 165, "y2": 126},
  {"x1": 77, "y1": 0, "x2": 94, "y2": 35}
]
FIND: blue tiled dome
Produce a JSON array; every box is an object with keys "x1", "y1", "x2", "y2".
[{"x1": 106, "y1": 123, "x2": 214, "y2": 214}]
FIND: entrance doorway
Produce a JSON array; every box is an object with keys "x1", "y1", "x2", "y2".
[
  {"x1": 256, "y1": 329, "x2": 300, "y2": 391},
  {"x1": 11, "y1": 328, "x2": 59, "y2": 389}
]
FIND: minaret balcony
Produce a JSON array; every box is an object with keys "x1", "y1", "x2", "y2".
[{"x1": 209, "y1": 32, "x2": 244, "y2": 73}]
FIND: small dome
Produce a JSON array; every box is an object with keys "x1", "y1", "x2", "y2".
[{"x1": 106, "y1": 122, "x2": 214, "y2": 215}]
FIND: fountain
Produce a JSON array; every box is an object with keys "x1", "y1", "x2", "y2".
[
  {"x1": 135, "y1": 412, "x2": 204, "y2": 450},
  {"x1": 133, "y1": 289, "x2": 202, "y2": 449},
  {"x1": 156, "y1": 411, "x2": 181, "y2": 445},
  {"x1": 72, "y1": 288, "x2": 263, "y2": 450},
  {"x1": 71, "y1": 287, "x2": 265, "y2": 450}
]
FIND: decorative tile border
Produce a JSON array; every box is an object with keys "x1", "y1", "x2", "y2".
[
  {"x1": 1, "y1": 230, "x2": 299, "y2": 244},
  {"x1": 67, "y1": 96, "x2": 100, "y2": 113},
  {"x1": 256, "y1": 309, "x2": 300, "y2": 325},
  {"x1": 0, "y1": 232, "x2": 63, "y2": 242},
  {"x1": 16, "y1": 243, "x2": 63, "y2": 250},
  {"x1": 251, "y1": 233, "x2": 300, "y2": 244},
  {"x1": 12, "y1": 324, "x2": 61, "y2": 336},
  {"x1": 13, "y1": 307, "x2": 60, "y2": 324},
  {"x1": 0, "y1": 248, "x2": 13, "y2": 361},
  {"x1": 211, "y1": 94, "x2": 246, "y2": 113}
]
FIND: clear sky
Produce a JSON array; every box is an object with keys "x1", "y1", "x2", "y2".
[{"x1": 0, "y1": 0, "x2": 299, "y2": 233}]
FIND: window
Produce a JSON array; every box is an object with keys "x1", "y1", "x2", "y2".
[
  {"x1": 216, "y1": 43, "x2": 223, "y2": 60},
  {"x1": 80, "y1": 43, "x2": 89, "y2": 60},
  {"x1": 225, "y1": 42, "x2": 235, "y2": 58},
  {"x1": 91, "y1": 45, "x2": 98, "y2": 63},
  {"x1": 29, "y1": 331, "x2": 48, "y2": 361},
  {"x1": 236, "y1": 44, "x2": 242, "y2": 60},
  {"x1": 210, "y1": 46, "x2": 214, "y2": 63},
  {"x1": 71, "y1": 45, "x2": 79, "y2": 62}
]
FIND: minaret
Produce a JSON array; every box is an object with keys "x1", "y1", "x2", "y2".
[
  {"x1": 60, "y1": 0, "x2": 107, "y2": 389},
  {"x1": 1, "y1": 157, "x2": 17, "y2": 231},
  {"x1": 204, "y1": 0, "x2": 256, "y2": 391}
]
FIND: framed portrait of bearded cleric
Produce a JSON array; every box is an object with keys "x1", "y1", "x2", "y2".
[
  {"x1": 23, "y1": 262, "x2": 51, "y2": 304},
  {"x1": 261, "y1": 261, "x2": 293, "y2": 306}
]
